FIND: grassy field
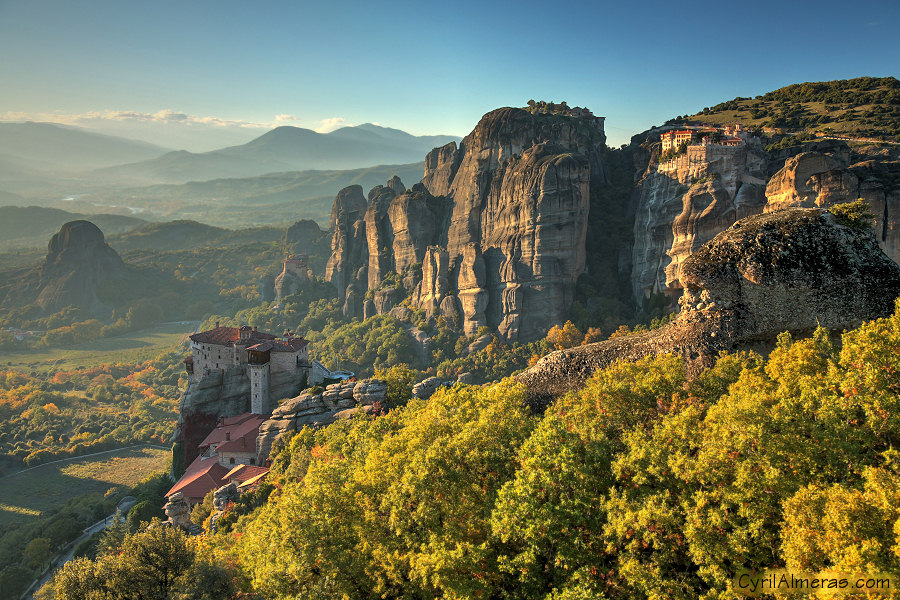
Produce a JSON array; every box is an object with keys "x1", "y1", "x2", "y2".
[
  {"x1": 0, "y1": 446, "x2": 170, "y2": 527},
  {"x1": 1, "y1": 321, "x2": 198, "y2": 373}
]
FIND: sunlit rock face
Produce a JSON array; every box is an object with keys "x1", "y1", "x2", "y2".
[
  {"x1": 764, "y1": 151, "x2": 900, "y2": 264},
  {"x1": 324, "y1": 106, "x2": 607, "y2": 342},
  {"x1": 520, "y1": 207, "x2": 900, "y2": 406},
  {"x1": 417, "y1": 107, "x2": 606, "y2": 340},
  {"x1": 631, "y1": 141, "x2": 768, "y2": 304}
]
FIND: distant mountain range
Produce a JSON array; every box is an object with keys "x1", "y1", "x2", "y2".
[
  {"x1": 94, "y1": 123, "x2": 458, "y2": 184},
  {"x1": 0, "y1": 121, "x2": 458, "y2": 193},
  {"x1": 75, "y1": 162, "x2": 427, "y2": 228},
  {"x1": 0, "y1": 122, "x2": 171, "y2": 173}
]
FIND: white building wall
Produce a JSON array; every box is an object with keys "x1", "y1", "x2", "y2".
[
  {"x1": 218, "y1": 451, "x2": 258, "y2": 467},
  {"x1": 249, "y1": 363, "x2": 271, "y2": 414},
  {"x1": 190, "y1": 342, "x2": 237, "y2": 382}
]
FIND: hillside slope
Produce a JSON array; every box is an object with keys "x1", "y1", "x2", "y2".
[{"x1": 680, "y1": 76, "x2": 900, "y2": 141}]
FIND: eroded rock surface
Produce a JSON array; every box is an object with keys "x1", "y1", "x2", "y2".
[
  {"x1": 520, "y1": 207, "x2": 900, "y2": 405},
  {"x1": 764, "y1": 151, "x2": 900, "y2": 263},
  {"x1": 325, "y1": 185, "x2": 368, "y2": 299},
  {"x1": 324, "y1": 107, "x2": 607, "y2": 341},
  {"x1": 256, "y1": 379, "x2": 387, "y2": 458},
  {"x1": 415, "y1": 108, "x2": 606, "y2": 340},
  {"x1": 631, "y1": 140, "x2": 768, "y2": 303}
]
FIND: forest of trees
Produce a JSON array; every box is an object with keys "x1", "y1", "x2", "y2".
[
  {"x1": 0, "y1": 355, "x2": 182, "y2": 471},
  {"x1": 42, "y1": 301, "x2": 900, "y2": 599}
]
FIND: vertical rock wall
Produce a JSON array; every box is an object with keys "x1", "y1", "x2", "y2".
[
  {"x1": 325, "y1": 106, "x2": 607, "y2": 342},
  {"x1": 764, "y1": 152, "x2": 900, "y2": 264},
  {"x1": 631, "y1": 140, "x2": 769, "y2": 302}
]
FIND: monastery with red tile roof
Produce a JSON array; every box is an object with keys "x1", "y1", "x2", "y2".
[
  {"x1": 167, "y1": 412, "x2": 270, "y2": 504},
  {"x1": 185, "y1": 323, "x2": 311, "y2": 414},
  {"x1": 660, "y1": 123, "x2": 750, "y2": 153}
]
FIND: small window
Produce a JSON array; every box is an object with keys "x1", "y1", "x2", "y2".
[
  {"x1": 229, "y1": 458, "x2": 235, "y2": 464},
  {"x1": 250, "y1": 458, "x2": 256, "y2": 465}
]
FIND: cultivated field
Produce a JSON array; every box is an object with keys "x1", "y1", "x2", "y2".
[
  {"x1": 0, "y1": 445, "x2": 170, "y2": 527},
  {"x1": 2, "y1": 321, "x2": 197, "y2": 373}
]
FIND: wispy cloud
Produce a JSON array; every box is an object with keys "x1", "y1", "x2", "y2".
[
  {"x1": 314, "y1": 117, "x2": 349, "y2": 133},
  {"x1": 0, "y1": 109, "x2": 290, "y2": 130}
]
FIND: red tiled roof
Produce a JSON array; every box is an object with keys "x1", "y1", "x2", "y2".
[
  {"x1": 199, "y1": 413, "x2": 267, "y2": 450},
  {"x1": 238, "y1": 470, "x2": 270, "y2": 489},
  {"x1": 166, "y1": 455, "x2": 229, "y2": 503},
  {"x1": 223, "y1": 464, "x2": 270, "y2": 483},
  {"x1": 272, "y1": 337, "x2": 308, "y2": 352},
  {"x1": 246, "y1": 341, "x2": 274, "y2": 352},
  {"x1": 190, "y1": 326, "x2": 276, "y2": 346}
]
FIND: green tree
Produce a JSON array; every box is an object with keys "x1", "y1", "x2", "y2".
[
  {"x1": 23, "y1": 537, "x2": 52, "y2": 569},
  {"x1": 125, "y1": 500, "x2": 161, "y2": 532}
]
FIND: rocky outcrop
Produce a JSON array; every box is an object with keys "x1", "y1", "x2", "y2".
[
  {"x1": 414, "y1": 108, "x2": 606, "y2": 340},
  {"x1": 284, "y1": 219, "x2": 326, "y2": 251},
  {"x1": 274, "y1": 258, "x2": 310, "y2": 305},
  {"x1": 176, "y1": 365, "x2": 306, "y2": 465},
  {"x1": 325, "y1": 178, "x2": 450, "y2": 319},
  {"x1": 411, "y1": 246, "x2": 450, "y2": 317},
  {"x1": 34, "y1": 220, "x2": 130, "y2": 314},
  {"x1": 631, "y1": 139, "x2": 768, "y2": 303},
  {"x1": 256, "y1": 379, "x2": 387, "y2": 459},
  {"x1": 324, "y1": 107, "x2": 607, "y2": 341},
  {"x1": 764, "y1": 151, "x2": 900, "y2": 264},
  {"x1": 412, "y1": 377, "x2": 443, "y2": 400},
  {"x1": 520, "y1": 207, "x2": 900, "y2": 405},
  {"x1": 163, "y1": 492, "x2": 200, "y2": 533},
  {"x1": 324, "y1": 185, "x2": 368, "y2": 299}
]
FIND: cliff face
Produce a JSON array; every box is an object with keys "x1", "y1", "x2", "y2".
[
  {"x1": 631, "y1": 136, "x2": 900, "y2": 304},
  {"x1": 631, "y1": 141, "x2": 768, "y2": 303},
  {"x1": 764, "y1": 151, "x2": 900, "y2": 263},
  {"x1": 326, "y1": 107, "x2": 607, "y2": 341},
  {"x1": 520, "y1": 207, "x2": 900, "y2": 405},
  {"x1": 176, "y1": 364, "x2": 306, "y2": 465}
]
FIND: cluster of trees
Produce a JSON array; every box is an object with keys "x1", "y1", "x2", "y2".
[
  {"x1": 0, "y1": 354, "x2": 182, "y2": 470},
  {"x1": 43, "y1": 525, "x2": 237, "y2": 600},
  {"x1": 110, "y1": 300, "x2": 900, "y2": 600},
  {"x1": 760, "y1": 76, "x2": 900, "y2": 106},
  {"x1": 2, "y1": 471, "x2": 172, "y2": 600},
  {"x1": 694, "y1": 77, "x2": 900, "y2": 141}
]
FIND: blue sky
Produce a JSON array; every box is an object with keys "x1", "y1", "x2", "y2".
[{"x1": 1, "y1": 0, "x2": 897, "y2": 149}]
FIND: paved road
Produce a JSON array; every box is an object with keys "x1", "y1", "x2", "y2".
[{"x1": 22, "y1": 498, "x2": 136, "y2": 599}]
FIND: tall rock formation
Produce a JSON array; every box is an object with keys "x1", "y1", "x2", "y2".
[
  {"x1": 520, "y1": 207, "x2": 900, "y2": 404},
  {"x1": 764, "y1": 151, "x2": 900, "y2": 263},
  {"x1": 631, "y1": 137, "x2": 768, "y2": 303},
  {"x1": 323, "y1": 107, "x2": 608, "y2": 341},
  {"x1": 35, "y1": 220, "x2": 130, "y2": 314},
  {"x1": 274, "y1": 255, "x2": 310, "y2": 305},
  {"x1": 324, "y1": 185, "x2": 368, "y2": 317},
  {"x1": 631, "y1": 134, "x2": 900, "y2": 305}
]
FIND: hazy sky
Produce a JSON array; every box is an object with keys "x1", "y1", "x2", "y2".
[{"x1": 1, "y1": 0, "x2": 897, "y2": 150}]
